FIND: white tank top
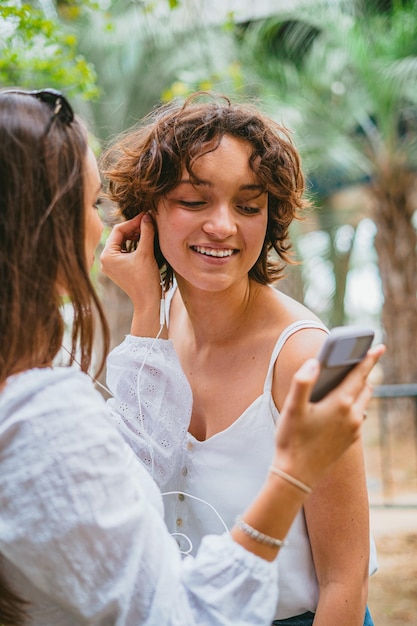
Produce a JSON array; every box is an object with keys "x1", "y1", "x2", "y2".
[
  {"x1": 163, "y1": 286, "x2": 377, "y2": 619},
  {"x1": 163, "y1": 319, "x2": 332, "y2": 619}
]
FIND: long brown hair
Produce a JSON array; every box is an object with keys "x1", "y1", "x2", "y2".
[
  {"x1": 0, "y1": 90, "x2": 110, "y2": 621},
  {"x1": 101, "y1": 92, "x2": 310, "y2": 289},
  {"x1": 0, "y1": 90, "x2": 109, "y2": 381}
]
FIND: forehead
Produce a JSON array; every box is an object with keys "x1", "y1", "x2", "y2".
[{"x1": 190, "y1": 135, "x2": 257, "y2": 176}]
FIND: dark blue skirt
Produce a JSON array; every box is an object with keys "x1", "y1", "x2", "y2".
[{"x1": 272, "y1": 605, "x2": 374, "y2": 625}]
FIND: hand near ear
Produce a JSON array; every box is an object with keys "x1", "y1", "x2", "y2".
[{"x1": 100, "y1": 213, "x2": 167, "y2": 338}]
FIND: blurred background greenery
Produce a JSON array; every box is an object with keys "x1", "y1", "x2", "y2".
[{"x1": 2, "y1": 0, "x2": 417, "y2": 410}]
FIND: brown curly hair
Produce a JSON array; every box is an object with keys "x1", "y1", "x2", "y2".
[{"x1": 101, "y1": 92, "x2": 310, "y2": 288}]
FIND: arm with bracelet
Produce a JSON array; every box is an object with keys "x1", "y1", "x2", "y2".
[{"x1": 230, "y1": 347, "x2": 383, "y2": 564}]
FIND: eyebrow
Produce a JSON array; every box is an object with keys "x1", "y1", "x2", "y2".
[{"x1": 179, "y1": 178, "x2": 265, "y2": 192}]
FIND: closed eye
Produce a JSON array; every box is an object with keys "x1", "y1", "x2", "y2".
[
  {"x1": 179, "y1": 200, "x2": 207, "y2": 209},
  {"x1": 237, "y1": 205, "x2": 262, "y2": 215}
]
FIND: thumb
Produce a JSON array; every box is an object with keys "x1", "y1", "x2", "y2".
[
  {"x1": 284, "y1": 358, "x2": 320, "y2": 413},
  {"x1": 137, "y1": 212, "x2": 156, "y2": 254}
]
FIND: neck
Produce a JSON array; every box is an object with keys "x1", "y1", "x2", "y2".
[{"x1": 174, "y1": 277, "x2": 261, "y2": 346}]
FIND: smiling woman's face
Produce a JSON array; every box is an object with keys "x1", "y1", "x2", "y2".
[{"x1": 154, "y1": 134, "x2": 268, "y2": 293}]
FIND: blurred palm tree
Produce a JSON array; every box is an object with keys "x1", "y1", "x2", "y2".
[
  {"x1": 73, "y1": 0, "x2": 242, "y2": 140},
  {"x1": 237, "y1": 0, "x2": 417, "y2": 387}
]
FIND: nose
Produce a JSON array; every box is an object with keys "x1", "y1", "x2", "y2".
[{"x1": 202, "y1": 204, "x2": 237, "y2": 239}]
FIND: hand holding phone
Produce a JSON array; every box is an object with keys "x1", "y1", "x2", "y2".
[{"x1": 310, "y1": 326, "x2": 375, "y2": 402}]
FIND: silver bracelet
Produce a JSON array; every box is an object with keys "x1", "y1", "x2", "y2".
[
  {"x1": 235, "y1": 516, "x2": 288, "y2": 548},
  {"x1": 269, "y1": 465, "x2": 313, "y2": 494}
]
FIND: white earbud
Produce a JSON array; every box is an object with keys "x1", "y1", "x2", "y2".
[{"x1": 160, "y1": 298, "x2": 165, "y2": 326}]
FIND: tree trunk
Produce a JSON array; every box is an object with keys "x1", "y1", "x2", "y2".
[
  {"x1": 328, "y1": 229, "x2": 354, "y2": 328},
  {"x1": 372, "y1": 169, "x2": 417, "y2": 386},
  {"x1": 371, "y1": 168, "x2": 417, "y2": 434}
]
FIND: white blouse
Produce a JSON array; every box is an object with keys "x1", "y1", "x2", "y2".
[
  {"x1": 0, "y1": 344, "x2": 279, "y2": 626},
  {"x1": 107, "y1": 328, "x2": 378, "y2": 621}
]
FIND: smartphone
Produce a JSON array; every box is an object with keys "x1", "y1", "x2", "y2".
[{"x1": 310, "y1": 326, "x2": 375, "y2": 402}]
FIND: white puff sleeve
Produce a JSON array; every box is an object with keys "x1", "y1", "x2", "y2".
[
  {"x1": 106, "y1": 336, "x2": 193, "y2": 487},
  {"x1": 0, "y1": 368, "x2": 279, "y2": 626}
]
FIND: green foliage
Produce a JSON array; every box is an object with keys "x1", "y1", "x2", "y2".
[
  {"x1": 72, "y1": 1, "x2": 244, "y2": 138},
  {"x1": 56, "y1": 0, "x2": 102, "y2": 22},
  {"x1": 0, "y1": 2, "x2": 99, "y2": 98},
  {"x1": 237, "y1": 2, "x2": 417, "y2": 183},
  {"x1": 161, "y1": 61, "x2": 244, "y2": 102}
]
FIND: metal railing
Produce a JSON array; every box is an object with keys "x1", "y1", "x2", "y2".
[{"x1": 370, "y1": 384, "x2": 417, "y2": 507}]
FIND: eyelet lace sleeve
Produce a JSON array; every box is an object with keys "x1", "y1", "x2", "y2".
[
  {"x1": 0, "y1": 368, "x2": 279, "y2": 625},
  {"x1": 106, "y1": 335, "x2": 193, "y2": 487}
]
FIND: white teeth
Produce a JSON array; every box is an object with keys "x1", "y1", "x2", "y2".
[{"x1": 194, "y1": 246, "x2": 234, "y2": 258}]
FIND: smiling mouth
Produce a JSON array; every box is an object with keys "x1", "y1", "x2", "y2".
[{"x1": 192, "y1": 246, "x2": 236, "y2": 258}]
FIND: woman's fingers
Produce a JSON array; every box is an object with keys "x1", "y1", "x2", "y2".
[
  {"x1": 100, "y1": 213, "x2": 161, "y2": 302},
  {"x1": 137, "y1": 213, "x2": 158, "y2": 258},
  {"x1": 315, "y1": 343, "x2": 385, "y2": 428},
  {"x1": 282, "y1": 358, "x2": 320, "y2": 417},
  {"x1": 337, "y1": 344, "x2": 385, "y2": 398},
  {"x1": 101, "y1": 214, "x2": 143, "y2": 259},
  {"x1": 320, "y1": 344, "x2": 386, "y2": 416}
]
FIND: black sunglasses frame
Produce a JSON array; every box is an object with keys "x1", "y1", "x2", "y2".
[{"x1": 2, "y1": 88, "x2": 74, "y2": 130}]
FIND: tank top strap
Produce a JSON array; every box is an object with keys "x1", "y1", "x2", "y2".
[{"x1": 263, "y1": 320, "x2": 329, "y2": 393}]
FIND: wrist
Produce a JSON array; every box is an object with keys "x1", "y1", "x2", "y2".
[
  {"x1": 268, "y1": 465, "x2": 313, "y2": 495},
  {"x1": 270, "y1": 452, "x2": 321, "y2": 492},
  {"x1": 131, "y1": 310, "x2": 168, "y2": 338},
  {"x1": 231, "y1": 472, "x2": 307, "y2": 562}
]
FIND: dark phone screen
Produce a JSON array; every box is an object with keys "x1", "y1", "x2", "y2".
[{"x1": 326, "y1": 336, "x2": 372, "y2": 367}]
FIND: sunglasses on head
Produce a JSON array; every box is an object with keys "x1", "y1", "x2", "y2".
[{"x1": 2, "y1": 88, "x2": 74, "y2": 132}]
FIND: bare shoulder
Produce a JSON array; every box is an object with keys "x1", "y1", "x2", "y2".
[
  {"x1": 265, "y1": 287, "x2": 328, "y2": 409},
  {"x1": 260, "y1": 285, "x2": 325, "y2": 334},
  {"x1": 267, "y1": 286, "x2": 323, "y2": 324}
]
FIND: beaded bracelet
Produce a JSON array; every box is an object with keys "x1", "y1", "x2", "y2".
[
  {"x1": 269, "y1": 465, "x2": 313, "y2": 494},
  {"x1": 235, "y1": 516, "x2": 288, "y2": 548}
]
